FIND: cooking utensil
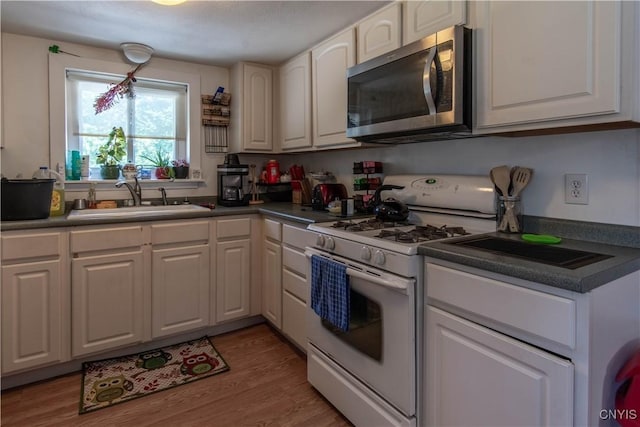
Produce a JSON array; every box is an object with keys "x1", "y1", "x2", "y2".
[
  {"x1": 489, "y1": 165, "x2": 511, "y2": 197},
  {"x1": 372, "y1": 184, "x2": 408, "y2": 222},
  {"x1": 510, "y1": 167, "x2": 532, "y2": 198}
]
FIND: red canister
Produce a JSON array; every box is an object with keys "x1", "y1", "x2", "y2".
[{"x1": 266, "y1": 159, "x2": 280, "y2": 184}]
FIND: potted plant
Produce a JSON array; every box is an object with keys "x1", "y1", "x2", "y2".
[
  {"x1": 96, "y1": 127, "x2": 127, "y2": 179},
  {"x1": 171, "y1": 159, "x2": 190, "y2": 179},
  {"x1": 140, "y1": 148, "x2": 175, "y2": 179}
]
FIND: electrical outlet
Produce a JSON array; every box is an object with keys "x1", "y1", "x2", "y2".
[{"x1": 565, "y1": 174, "x2": 588, "y2": 204}]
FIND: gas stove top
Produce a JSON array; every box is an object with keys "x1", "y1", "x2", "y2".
[
  {"x1": 308, "y1": 174, "x2": 498, "y2": 257},
  {"x1": 309, "y1": 215, "x2": 493, "y2": 256}
]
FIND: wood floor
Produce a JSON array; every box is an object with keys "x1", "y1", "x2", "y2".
[{"x1": 1, "y1": 324, "x2": 353, "y2": 427}]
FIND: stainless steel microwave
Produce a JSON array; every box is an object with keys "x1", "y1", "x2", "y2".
[{"x1": 347, "y1": 25, "x2": 471, "y2": 143}]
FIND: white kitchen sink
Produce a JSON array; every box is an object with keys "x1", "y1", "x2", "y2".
[{"x1": 67, "y1": 204, "x2": 211, "y2": 220}]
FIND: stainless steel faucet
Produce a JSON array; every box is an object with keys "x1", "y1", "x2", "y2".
[
  {"x1": 158, "y1": 187, "x2": 168, "y2": 205},
  {"x1": 115, "y1": 176, "x2": 142, "y2": 206}
]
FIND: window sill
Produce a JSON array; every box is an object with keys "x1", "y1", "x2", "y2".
[{"x1": 64, "y1": 179, "x2": 205, "y2": 190}]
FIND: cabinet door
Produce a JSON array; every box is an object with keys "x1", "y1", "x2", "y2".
[
  {"x1": 282, "y1": 291, "x2": 307, "y2": 351},
  {"x1": 280, "y1": 53, "x2": 312, "y2": 151},
  {"x1": 403, "y1": 0, "x2": 466, "y2": 45},
  {"x1": 262, "y1": 238, "x2": 282, "y2": 328},
  {"x1": 2, "y1": 260, "x2": 65, "y2": 373},
  {"x1": 243, "y1": 64, "x2": 273, "y2": 151},
  {"x1": 312, "y1": 28, "x2": 357, "y2": 148},
  {"x1": 474, "y1": 1, "x2": 620, "y2": 130},
  {"x1": 216, "y1": 239, "x2": 251, "y2": 322},
  {"x1": 425, "y1": 306, "x2": 574, "y2": 427},
  {"x1": 152, "y1": 244, "x2": 209, "y2": 338},
  {"x1": 72, "y1": 251, "x2": 145, "y2": 357},
  {"x1": 357, "y1": 2, "x2": 402, "y2": 63}
]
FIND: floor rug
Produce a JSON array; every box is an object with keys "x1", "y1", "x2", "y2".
[{"x1": 79, "y1": 336, "x2": 229, "y2": 414}]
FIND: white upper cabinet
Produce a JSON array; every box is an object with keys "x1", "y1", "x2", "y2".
[
  {"x1": 403, "y1": 0, "x2": 466, "y2": 45},
  {"x1": 357, "y1": 2, "x2": 402, "y2": 63},
  {"x1": 280, "y1": 52, "x2": 312, "y2": 151},
  {"x1": 230, "y1": 62, "x2": 273, "y2": 152},
  {"x1": 473, "y1": 1, "x2": 636, "y2": 132},
  {"x1": 312, "y1": 27, "x2": 358, "y2": 148}
]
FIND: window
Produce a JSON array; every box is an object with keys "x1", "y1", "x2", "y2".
[
  {"x1": 66, "y1": 70, "x2": 187, "y2": 171},
  {"x1": 48, "y1": 54, "x2": 201, "y2": 185}
]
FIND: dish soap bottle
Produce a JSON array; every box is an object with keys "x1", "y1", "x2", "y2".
[{"x1": 33, "y1": 166, "x2": 65, "y2": 216}]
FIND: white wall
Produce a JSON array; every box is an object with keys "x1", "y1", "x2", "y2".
[
  {"x1": 288, "y1": 130, "x2": 640, "y2": 227},
  {"x1": 2, "y1": 32, "x2": 639, "y2": 226},
  {"x1": 1, "y1": 32, "x2": 229, "y2": 200}
]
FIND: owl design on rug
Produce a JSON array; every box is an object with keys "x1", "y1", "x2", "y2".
[
  {"x1": 136, "y1": 349, "x2": 172, "y2": 370},
  {"x1": 180, "y1": 352, "x2": 219, "y2": 376},
  {"x1": 89, "y1": 375, "x2": 134, "y2": 403}
]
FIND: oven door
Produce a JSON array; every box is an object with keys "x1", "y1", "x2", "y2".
[{"x1": 305, "y1": 247, "x2": 416, "y2": 416}]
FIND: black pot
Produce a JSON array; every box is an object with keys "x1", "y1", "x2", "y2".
[{"x1": 372, "y1": 184, "x2": 408, "y2": 222}]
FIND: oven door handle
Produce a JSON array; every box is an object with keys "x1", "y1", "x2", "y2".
[
  {"x1": 305, "y1": 248, "x2": 414, "y2": 291},
  {"x1": 345, "y1": 267, "x2": 413, "y2": 291}
]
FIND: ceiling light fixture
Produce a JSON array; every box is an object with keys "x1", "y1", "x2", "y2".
[
  {"x1": 121, "y1": 43, "x2": 154, "y2": 64},
  {"x1": 151, "y1": 0, "x2": 187, "y2": 5}
]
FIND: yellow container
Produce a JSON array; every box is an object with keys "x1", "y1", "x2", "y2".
[{"x1": 48, "y1": 170, "x2": 65, "y2": 216}]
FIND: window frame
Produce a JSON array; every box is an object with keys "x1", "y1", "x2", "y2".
[{"x1": 48, "y1": 53, "x2": 201, "y2": 185}]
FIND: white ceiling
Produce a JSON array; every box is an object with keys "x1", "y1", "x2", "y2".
[{"x1": 1, "y1": 0, "x2": 389, "y2": 67}]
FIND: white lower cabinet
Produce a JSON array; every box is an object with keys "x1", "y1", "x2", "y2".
[
  {"x1": 70, "y1": 225, "x2": 148, "y2": 358},
  {"x1": 281, "y1": 223, "x2": 315, "y2": 350},
  {"x1": 151, "y1": 221, "x2": 210, "y2": 338},
  {"x1": 216, "y1": 217, "x2": 252, "y2": 322},
  {"x1": 262, "y1": 218, "x2": 282, "y2": 328},
  {"x1": 424, "y1": 261, "x2": 640, "y2": 426},
  {"x1": 425, "y1": 306, "x2": 574, "y2": 426},
  {"x1": 1, "y1": 230, "x2": 69, "y2": 373}
]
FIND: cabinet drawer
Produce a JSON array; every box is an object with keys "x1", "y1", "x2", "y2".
[
  {"x1": 216, "y1": 218, "x2": 251, "y2": 239},
  {"x1": 282, "y1": 224, "x2": 315, "y2": 249},
  {"x1": 2, "y1": 231, "x2": 63, "y2": 261},
  {"x1": 283, "y1": 246, "x2": 307, "y2": 278},
  {"x1": 426, "y1": 264, "x2": 576, "y2": 349},
  {"x1": 264, "y1": 218, "x2": 282, "y2": 241},
  {"x1": 283, "y1": 268, "x2": 307, "y2": 302},
  {"x1": 152, "y1": 221, "x2": 209, "y2": 245},
  {"x1": 71, "y1": 226, "x2": 145, "y2": 253}
]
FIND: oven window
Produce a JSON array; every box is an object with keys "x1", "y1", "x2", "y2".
[{"x1": 321, "y1": 289, "x2": 382, "y2": 361}]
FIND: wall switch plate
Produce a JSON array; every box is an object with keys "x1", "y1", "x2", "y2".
[{"x1": 565, "y1": 173, "x2": 588, "y2": 204}]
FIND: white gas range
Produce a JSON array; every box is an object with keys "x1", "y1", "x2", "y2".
[{"x1": 305, "y1": 174, "x2": 496, "y2": 427}]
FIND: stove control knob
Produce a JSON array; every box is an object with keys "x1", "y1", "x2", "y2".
[
  {"x1": 361, "y1": 246, "x2": 372, "y2": 261},
  {"x1": 325, "y1": 237, "x2": 335, "y2": 250},
  {"x1": 316, "y1": 234, "x2": 325, "y2": 247},
  {"x1": 374, "y1": 250, "x2": 386, "y2": 266}
]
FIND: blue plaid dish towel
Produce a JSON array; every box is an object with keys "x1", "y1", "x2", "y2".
[{"x1": 311, "y1": 255, "x2": 350, "y2": 332}]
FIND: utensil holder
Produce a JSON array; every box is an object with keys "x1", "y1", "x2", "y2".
[{"x1": 497, "y1": 196, "x2": 522, "y2": 233}]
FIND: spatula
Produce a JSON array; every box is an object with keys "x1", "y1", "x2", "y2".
[{"x1": 511, "y1": 167, "x2": 532, "y2": 198}]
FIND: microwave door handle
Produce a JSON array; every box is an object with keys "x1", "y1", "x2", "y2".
[{"x1": 423, "y1": 48, "x2": 437, "y2": 115}]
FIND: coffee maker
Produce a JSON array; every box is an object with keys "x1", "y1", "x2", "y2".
[{"x1": 217, "y1": 154, "x2": 249, "y2": 207}]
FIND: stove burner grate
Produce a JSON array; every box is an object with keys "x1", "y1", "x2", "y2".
[
  {"x1": 331, "y1": 218, "x2": 410, "y2": 232},
  {"x1": 376, "y1": 224, "x2": 470, "y2": 243}
]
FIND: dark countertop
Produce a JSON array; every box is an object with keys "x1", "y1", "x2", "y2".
[
  {"x1": 419, "y1": 216, "x2": 640, "y2": 293},
  {"x1": 5, "y1": 206, "x2": 639, "y2": 294},
  {"x1": 0, "y1": 202, "x2": 355, "y2": 231}
]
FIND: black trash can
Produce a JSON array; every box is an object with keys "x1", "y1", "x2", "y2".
[{"x1": 1, "y1": 178, "x2": 55, "y2": 220}]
